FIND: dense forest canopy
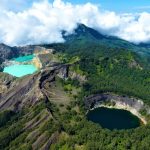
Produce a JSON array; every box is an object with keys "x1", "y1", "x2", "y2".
[{"x1": 47, "y1": 42, "x2": 150, "y2": 104}]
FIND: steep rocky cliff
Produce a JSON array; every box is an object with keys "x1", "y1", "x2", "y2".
[
  {"x1": 85, "y1": 93, "x2": 145, "y2": 110},
  {"x1": 85, "y1": 93, "x2": 150, "y2": 124},
  {"x1": 0, "y1": 44, "x2": 18, "y2": 64},
  {"x1": 0, "y1": 64, "x2": 69, "y2": 111},
  {"x1": 0, "y1": 73, "x2": 16, "y2": 96},
  {"x1": 0, "y1": 44, "x2": 49, "y2": 65}
]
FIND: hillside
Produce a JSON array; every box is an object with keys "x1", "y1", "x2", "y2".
[
  {"x1": 0, "y1": 24, "x2": 150, "y2": 149},
  {"x1": 1, "y1": 24, "x2": 150, "y2": 64},
  {"x1": 63, "y1": 24, "x2": 150, "y2": 58}
]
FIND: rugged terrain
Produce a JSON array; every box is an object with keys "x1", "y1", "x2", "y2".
[
  {"x1": 0, "y1": 24, "x2": 150, "y2": 150},
  {"x1": 0, "y1": 64, "x2": 70, "y2": 111}
]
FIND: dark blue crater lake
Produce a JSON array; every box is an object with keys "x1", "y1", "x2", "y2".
[{"x1": 87, "y1": 107, "x2": 141, "y2": 130}]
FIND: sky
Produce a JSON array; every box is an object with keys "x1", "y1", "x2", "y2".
[
  {"x1": 0, "y1": 0, "x2": 150, "y2": 46},
  {"x1": 66, "y1": 0, "x2": 150, "y2": 13},
  {"x1": 2, "y1": 0, "x2": 150, "y2": 13}
]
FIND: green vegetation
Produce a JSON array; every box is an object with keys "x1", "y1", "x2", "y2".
[
  {"x1": 49, "y1": 42, "x2": 150, "y2": 104},
  {"x1": 1, "y1": 25, "x2": 150, "y2": 149},
  {"x1": 44, "y1": 41, "x2": 150, "y2": 149}
]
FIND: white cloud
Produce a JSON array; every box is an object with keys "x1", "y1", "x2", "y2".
[{"x1": 0, "y1": 0, "x2": 150, "y2": 46}]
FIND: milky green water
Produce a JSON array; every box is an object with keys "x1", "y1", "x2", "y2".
[
  {"x1": 3, "y1": 55, "x2": 37, "y2": 77},
  {"x1": 3, "y1": 65, "x2": 37, "y2": 77},
  {"x1": 14, "y1": 55, "x2": 34, "y2": 62}
]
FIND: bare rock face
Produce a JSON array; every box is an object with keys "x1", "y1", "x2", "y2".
[
  {"x1": 57, "y1": 65, "x2": 69, "y2": 79},
  {"x1": 69, "y1": 71, "x2": 86, "y2": 83},
  {"x1": 85, "y1": 93, "x2": 145, "y2": 111},
  {"x1": 0, "y1": 73, "x2": 15, "y2": 96},
  {"x1": 0, "y1": 44, "x2": 47, "y2": 65},
  {"x1": 0, "y1": 64, "x2": 70, "y2": 111},
  {"x1": 15, "y1": 45, "x2": 36, "y2": 56},
  {"x1": 15, "y1": 46, "x2": 53, "y2": 56},
  {"x1": 0, "y1": 44, "x2": 18, "y2": 64},
  {"x1": 0, "y1": 73, "x2": 42, "y2": 111}
]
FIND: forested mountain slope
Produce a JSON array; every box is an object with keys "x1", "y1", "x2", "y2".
[{"x1": 0, "y1": 24, "x2": 150, "y2": 149}]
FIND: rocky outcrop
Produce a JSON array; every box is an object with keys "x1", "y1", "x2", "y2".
[
  {"x1": 69, "y1": 71, "x2": 86, "y2": 83},
  {"x1": 85, "y1": 93, "x2": 149, "y2": 124},
  {"x1": 85, "y1": 94, "x2": 144, "y2": 110},
  {"x1": 0, "y1": 44, "x2": 38, "y2": 64},
  {"x1": 0, "y1": 44, "x2": 51, "y2": 65},
  {"x1": 0, "y1": 73, "x2": 15, "y2": 96},
  {"x1": 57, "y1": 65, "x2": 69, "y2": 79},
  {"x1": 0, "y1": 44, "x2": 18, "y2": 64},
  {"x1": 129, "y1": 60, "x2": 142, "y2": 70},
  {"x1": 0, "y1": 44, "x2": 56, "y2": 73},
  {"x1": 15, "y1": 46, "x2": 54, "y2": 58},
  {"x1": 41, "y1": 131, "x2": 59, "y2": 150},
  {"x1": 0, "y1": 64, "x2": 70, "y2": 111},
  {"x1": 32, "y1": 57, "x2": 42, "y2": 69},
  {"x1": 15, "y1": 45, "x2": 37, "y2": 55}
]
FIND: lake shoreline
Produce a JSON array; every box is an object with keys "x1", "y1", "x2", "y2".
[
  {"x1": 91, "y1": 103, "x2": 147, "y2": 125},
  {"x1": 85, "y1": 93, "x2": 149, "y2": 125},
  {"x1": 2, "y1": 55, "x2": 38, "y2": 77}
]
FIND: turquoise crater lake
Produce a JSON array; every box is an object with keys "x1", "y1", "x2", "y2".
[
  {"x1": 3, "y1": 65, "x2": 37, "y2": 77},
  {"x1": 3, "y1": 55, "x2": 38, "y2": 77},
  {"x1": 14, "y1": 55, "x2": 34, "y2": 62},
  {"x1": 87, "y1": 107, "x2": 141, "y2": 130}
]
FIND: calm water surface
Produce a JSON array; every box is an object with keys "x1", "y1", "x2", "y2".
[
  {"x1": 3, "y1": 65, "x2": 37, "y2": 77},
  {"x1": 3, "y1": 55, "x2": 37, "y2": 77},
  {"x1": 87, "y1": 107, "x2": 141, "y2": 130},
  {"x1": 14, "y1": 55, "x2": 34, "y2": 62}
]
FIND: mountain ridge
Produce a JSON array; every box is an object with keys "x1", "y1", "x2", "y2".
[
  {"x1": 0, "y1": 23, "x2": 150, "y2": 149},
  {"x1": 0, "y1": 24, "x2": 150, "y2": 65},
  {"x1": 63, "y1": 24, "x2": 150, "y2": 58}
]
